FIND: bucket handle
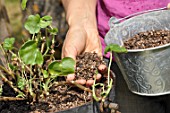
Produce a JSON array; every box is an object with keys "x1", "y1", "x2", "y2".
[{"x1": 109, "y1": 7, "x2": 168, "y2": 27}]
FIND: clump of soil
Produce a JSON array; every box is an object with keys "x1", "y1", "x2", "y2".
[
  {"x1": 0, "y1": 52, "x2": 107, "y2": 113},
  {"x1": 75, "y1": 52, "x2": 106, "y2": 80},
  {"x1": 124, "y1": 30, "x2": 170, "y2": 49}
]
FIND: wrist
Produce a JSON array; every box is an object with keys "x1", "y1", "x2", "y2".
[
  {"x1": 68, "y1": 12, "x2": 97, "y2": 28},
  {"x1": 62, "y1": 0, "x2": 97, "y2": 29}
]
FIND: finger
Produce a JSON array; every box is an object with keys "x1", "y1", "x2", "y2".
[
  {"x1": 167, "y1": 3, "x2": 170, "y2": 9},
  {"x1": 98, "y1": 64, "x2": 108, "y2": 74},
  {"x1": 86, "y1": 73, "x2": 102, "y2": 87},
  {"x1": 93, "y1": 73, "x2": 102, "y2": 82},
  {"x1": 75, "y1": 79, "x2": 86, "y2": 85},
  {"x1": 84, "y1": 43, "x2": 102, "y2": 57},
  {"x1": 62, "y1": 28, "x2": 86, "y2": 59},
  {"x1": 84, "y1": 29, "x2": 103, "y2": 57},
  {"x1": 66, "y1": 74, "x2": 75, "y2": 81},
  {"x1": 86, "y1": 79, "x2": 94, "y2": 87},
  {"x1": 62, "y1": 45, "x2": 77, "y2": 60}
]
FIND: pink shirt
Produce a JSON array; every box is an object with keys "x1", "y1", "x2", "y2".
[{"x1": 96, "y1": 0, "x2": 170, "y2": 57}]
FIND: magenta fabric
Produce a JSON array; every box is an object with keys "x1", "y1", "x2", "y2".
[{"x1": 96, "y1": 0, "x2": 170, "y2": 57}]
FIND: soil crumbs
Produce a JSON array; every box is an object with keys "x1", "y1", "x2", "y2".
[
  {"x1": 0, "y1": 52, "x2": 106, "y2": 113},
  {"x1": 124, "y1": 30, "x2": 170, "y2": 49}
]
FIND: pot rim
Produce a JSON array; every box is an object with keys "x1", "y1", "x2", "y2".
[{"x1": 126, "y1": 43, "x2": 170, "y2": 52}]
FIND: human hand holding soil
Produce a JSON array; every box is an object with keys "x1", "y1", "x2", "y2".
[
  {"x1": 62, "y1": 25, "x2": 106, "y2": 86},
  {"x1": 61, "y1": 0, "x2": 107, "y2": 86}
]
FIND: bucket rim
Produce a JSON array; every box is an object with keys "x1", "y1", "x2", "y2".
[{"x1": 126, "y1": 43, "x2": 170, "y2": 52}]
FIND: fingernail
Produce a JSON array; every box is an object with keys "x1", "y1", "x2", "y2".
[
  {"x1": 98, "y1": 64, "x2": 106, "y2": 70},
  {"x1": 98, "y1": 64, "x2": 107, "y2": 74}
]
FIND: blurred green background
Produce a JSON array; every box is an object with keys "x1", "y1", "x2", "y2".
[{"x1": 5, "y1": 0, "x2": 23, "y2": 38}]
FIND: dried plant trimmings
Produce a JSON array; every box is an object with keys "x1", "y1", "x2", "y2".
[{"x1": 124, "y1": 30, "x2": 170, "y2": 49}]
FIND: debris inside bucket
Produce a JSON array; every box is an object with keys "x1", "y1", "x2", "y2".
[{"x1": 124, "y1": 30, "x2": 170, "y2": 49}]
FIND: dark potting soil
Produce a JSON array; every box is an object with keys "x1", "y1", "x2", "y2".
[
  {"x1": 30, "y1": 86, "x2": 92, "y2": 113},
  {"x1": 0, "y1": 52, "x2": 106, "y2": 113},
  {"x1": 124, "y1": 30, "x2": 170, "y2": 49},
  {"x1": 0, "y1": 84, "x2": 92, "y2": 113}
]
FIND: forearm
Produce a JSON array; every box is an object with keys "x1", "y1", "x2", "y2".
[{"x1": 61, "y1": 0, "x2": 97, "y2": 29}]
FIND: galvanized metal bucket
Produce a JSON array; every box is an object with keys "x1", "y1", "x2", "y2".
[{"x1": 105, "y1": 9, "x2": 170, "y2": 96}]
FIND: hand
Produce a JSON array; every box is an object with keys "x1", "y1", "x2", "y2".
[
  {"x1": 62, "y1": 25, "x2": 102, "y2": 59},
  {"x1": 62, "y1": 25, "x2": 104, "y2": 86},
  {"x1": 61, "y1": 0, "x2": 102, "y2": 86}
]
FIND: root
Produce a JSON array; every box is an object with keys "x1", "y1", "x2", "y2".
[{"x1": 53, "y1": 81, "x2": 92, "y2": 93}]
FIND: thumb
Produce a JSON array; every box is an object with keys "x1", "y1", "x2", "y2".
[
  {"x1": 62, "y1": 45, "x2": 77, "y2": 60},
  {"x1": 62, "y1": 45, "x2": 77, "y2": 81},
  {"x1": 62, "y1": 28, "x2": 86, "y2": 60}
]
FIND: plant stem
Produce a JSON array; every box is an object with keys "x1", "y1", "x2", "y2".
[
  {"x1": 92, "y1": 78, "x2": 101, "y2": 102},
  {"x1": 9, "y1": 50, "x2": 34, "y2": 75},
  {"x1": 54, "y1": 81, "x2": 92, "y2": 93},
  {"x1": 0, "y1": 97, "x2": 26, "y2": 101},
  {"x1": 0, "y1": 72, "x2": 25, "y2": 97},
  {"x1": 0, "y1": 65, "x2": 15, "y2": 79},
  {"x1": 28, "y1": 76, "x2": 36, "y2": 101},
  {"x1": 32, "y1": 34, "x2": 35, "y2": 40},
  {"x1": 41, "y1": 41, "x2": 45, "y2": 53},
  {"x1": 108, "y1": 52, "x2": 112, "y2": 86},
  {"x1": 102, "y1": 78, "x2": 113, "y2": 101},
  {"x1": 0, "y1": 45, "x2": 6, "y2": 57},
  {"x1": 43, "y1": 47, "x2": 49, "y2": 56},
  {"x1": 70, "y1": 81, "x2": 92, "y2": 93}
]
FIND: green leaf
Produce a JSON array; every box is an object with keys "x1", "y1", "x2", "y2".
[
  {"x1": 8, "y1": 63, "x2": 17, "y2": 71},
  {"x1": 46, "y1": 38, "x2": 51, "y2": 49},
  {"x1": 39, "y1": 19, "x2": 52, "y2": 28},
  {"x1": 24, "y1": 14, "x2": 41, "y2": 34},
  {"x1": 42, "y1": 15, "x2": 52, "y2": 21},
  {"x1": 21, "y1": 0, "x2": 28, "y2": 10},
  {"x1": 19, "y1": 40, "x2": 43, "y2": 65},
  {"x1": 40, "y1": 15, "x2": 52, "y2": 28},
  {"x1": 48, "y1": 28, "x2": 58, "y2": 35},
  {"x1": 3, "y1": 38, "x2": 15, "y2": 50},
  {"x1": 43, "y1": 70, "x2": 49, "y2": 78},
  {"x1": 48, "y1": 57, "x2": 75, "y2": 76},
  {"x1": 61, "y1": 57, "x2": 75, "y2": 75},
  {"x1": 24, "y1": 15, "x2": 52, "y2": 34},
  {"x1": 104, "y1": 44, "x2": 127, "y2": 54},
  {"x1": 17, "y1": 76, "x2": 26, "y2": 90},
  {"x1": 48, "y1": 61, "x2": 62, "y2": 76},
  {"x1": 35, "y1": 50, "x2": 44, "y2": 65}
]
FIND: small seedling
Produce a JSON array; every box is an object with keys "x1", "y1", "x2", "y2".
[
  {"x1": 0, "y1": 14, "x2": 76, "y2": 102},
  {"x1": 92, "y1": 44, "x2": 127, "y2": 104}
]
